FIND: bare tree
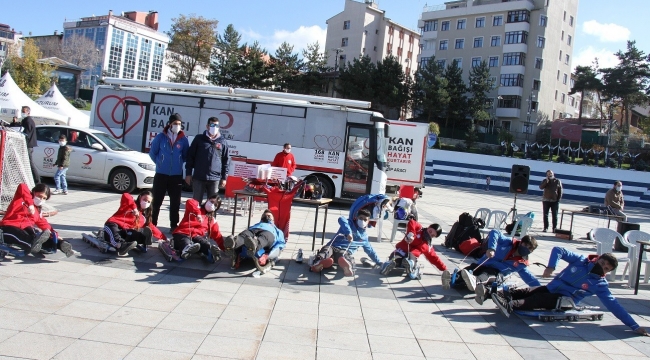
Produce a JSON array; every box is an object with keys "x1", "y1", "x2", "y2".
[
  {"x1": 167, "y1": 14, "x2": 218, "y2": 84},
  {"x1": 60, "y1": 35, "x2": 102, "y2": 71}
]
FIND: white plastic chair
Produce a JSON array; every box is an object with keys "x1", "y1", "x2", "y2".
[
  {"x1": 474, "y1": 208, "x2": 491, "y2": 223},
  {"x1": 623, "y1": 230, "x2": 650, "y2": 286},
  {"x1": 589, "y1": 228, "x2": 630, "y2": 282},
  {"x1": 487, "y1": 210, "x2": 508, "y2": 230},
  {"x1": 390, "y1": 217, "x2": 410, "y2": 244},
  {"x1": 507, "y1": 217, "x2": 533, "y2": 238}
]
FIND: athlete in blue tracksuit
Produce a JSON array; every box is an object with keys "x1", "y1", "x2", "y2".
[
  {"x1": 310, "y1": 194, "x2": 387, "y2": 276},
  {"x1": 223, "y1": 210, "x2": 285, "y2": 272},
  {"x1": 493, "y1": 246, "x2": 647, "y2": 335}
]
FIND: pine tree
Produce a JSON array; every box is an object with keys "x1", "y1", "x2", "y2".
[
  {"x1": 374, "y1": 55, "x2": 407, "y2": 117},
  {"x1": 413, "y1": 58, "x2": 449, "y2": 123},
  {"x1": 272, "y1": 42, "x2": 302, "y2": 92},
  {"x1": 570, "y1": 65, "x2": 603, "y2": 123},
  {"x1": 336, "y1": 55, "x2": 376, "y2": 101},
  {"x1": 444, "y1": 60, "x2": 468, "y2": 132},
  {"x1": 209, "y1": 24, "x2": 243, "y2": 87},
  {"x1": 296, "y1": 41, "x2": 329, "y2": 95},
  {"x1": 235, "y1": 41, "x2": 272, "y2": 89}
]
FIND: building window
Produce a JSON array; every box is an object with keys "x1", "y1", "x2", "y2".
[
  {"x1": 563, "y1": 73, "x2": 568, "y2": 84},
  {"x1": 341, "y1": 38, "x2": 348, "y2": 47},
  {"x1": 533, "y1": 79, "x2": 541, "y2": 90},
  {"x1": 423, "y1": 20, "x2": 437, "y2": 32},
  {"x1": 476, "y1": 17, "x2": 485, "y2": 28},
  {"x1": 561, "y1": 31, "x2": 565, "y2": 41},
  {"x1": 491, "y1": 36, "x2": 501, "y2": 47},
  {"x1": 498, "y1": 96, "x2": 522, "y2": 109},
  {"x1": 471, "y1": 57, "x2": 482, "y2": 67},
  {"x1": 439, "y1": 40, "x2": 448, "y2": 50},
  {"x1": 151, "y1": 42, "x2": 165, "y2": 81},
  {"x1": 85, "y1": 27, "x2": 95, "y2": 40},
  {"x1": 489, "y1": 56, "x2": 499, "y2": 67},
  {"x1": 437, "y1": 59, "x2": 446, "y2": 68},
  {"x1": 473, "y1": 37, "x2": 483, "y2": 48},
  {"x1": 453, "y1": 58, "x2": 463, "y2": 68},
  {"x1": 95, "y1": 27, "x2": 106, "y2": 48},
  {"x1": 490, "y1": 76, "x2": 497, "y2": 84},
  {"x1": 565, "y1": 54, "x2": 570, "y2": 64},
  {"x1": 531, "y1": 101, "x2": 538, "y2": 112},
  {"x1": 500, "y1": 73, "x2": 524, "y2": 87},
  {"x1": 570, "y1": 96, "x2": 575, "y2": 107},
  {"x1": 374, "y1": 46, "x2": 377, "y2": 51},
  {"x1": 343, "y1": 20, "x2": 350, "y2": 30},
  {"x1": 537, "y1": 36, "x2": 545, "y2": 48},
  {"x1": 540, "y1": 15, "x2": 548, "y2": 27},
  {"x1": 108, "y1": 28, "x2": 124, "y2": 77},
  {"x1": 557, "y1": 70, "x2": 560, "y2": 80},
  {"x1": 457, "y1": 19, "x2": 466, "y2": 29},
  {"x1": 493, "y1": 15, "x2": 503, "y2": 26},
  {"x1": 534, "y1": 58, "x2": 543, "y2": 69},
  {"x1": 505, "y1": 31, "x2": 528, "y2": 44},
  {"x1": 561, "y1": 93, "x2": 566, "y2": 104},
  {"x1": 122, "y1": 33, "x2": 139, "y2": 79},
  {"x1": 455, "y1": 39, "x2": 465, "y2": 49},
  {"x1": 507, "y1": 10, "x2": 530, "y2": 23},
  {"x1": 137, "y1": 39, "x2": 151, "y2": 80},
  {"x1": 502, "y1": 120, "x2": 512, "y2": 130},
  {"x1": 441, "y1": 21, "x2": 450, "y2": 31},
  {"x1": 503, "y1": 52, "x2": 526, "y2": 66},
  {"x1": 559, "y1": 50, "x2": 562, "y2": 61},
  {"x1": 570, "y1": 15, "x2": 574, "y2": 26},
  {"x1": 563, "y1": 11, "x2": 567, "y2": 21},
  {"x1": 420, "y1": 57, "x2": 430, "y2": 68},
  {"x1": 567, "y1": 35, "x2": 572, "y2": 46}
]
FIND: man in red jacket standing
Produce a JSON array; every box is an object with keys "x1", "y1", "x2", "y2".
[{"x1": 271, "y1": 143, "x2": 297, "y2": 176}]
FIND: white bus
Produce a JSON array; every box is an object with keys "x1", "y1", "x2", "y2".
[{"x1": 90, "y1": 78, "x2": 427, "y2": 200}]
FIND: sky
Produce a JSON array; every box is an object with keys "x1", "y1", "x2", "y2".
[{"x1": 2, "y1": 0, "x2": 648, "y2": 70}]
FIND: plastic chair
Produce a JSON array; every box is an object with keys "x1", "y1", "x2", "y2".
[
  {"x1": 390, "y1": 217, "x2": 410, "y2": 244},
  {"x1": 507, "y1": 217, "x2": 533, "y2": 238},
  {"x1": 489, "y1": 211, "x2": 508, "y2": 230},
  {"x1": 623, "y1": 230, "x2": 650, "y2": 286},
  {"x1": 223, "y1": 176, "x2": 252, "y2": 216},
  {"x1": 399, "y1": 185, "x2": 415, "y2": 199},
  {"x1": 589, "y1": 228, "x2": 629, "y2": 282},
  {"x1": 474, "y1": 208, "x2": 491, "y2": 223}
]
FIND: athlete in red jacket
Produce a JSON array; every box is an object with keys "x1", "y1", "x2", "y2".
[
  {"x1": 271, "y1": 143, "x2": 297, "y2": 176},
  {"x1": 172, "y1": 195, "x2": 224, "y2": 262},
  {"x1": 0, "y1": 183, "x2": 71, "y2": 256},
  {"x1": 381, "y1": 219, "x2": 446, "y2": 278}
]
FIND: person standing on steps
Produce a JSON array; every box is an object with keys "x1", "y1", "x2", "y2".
[
  {"x1": 186, "y1": 117, "x2": 230, "y2": 203},
  {"x1": 271, "y1": 143, "x2": 297, "y2": 176},
  {"x1": 539, "y1": 170, "x2": 562, "y2": 232},
  {"x1": 149, "y1": 113, "x2": 189, "y2": 232},
  {"x1": 20, "y1": 106, "x2": 40, "y2": 184}
]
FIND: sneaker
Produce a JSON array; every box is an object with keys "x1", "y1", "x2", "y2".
[
  {"x1": 491, "y1": 291, "x2": 513, "y2": 317},
  {"x1": 181, "y1": 243, "x2": 200, "y2": 259},
  {"x1": 52, "y1": 189, "x2": 61, "y2": 195},
  {"x1": 475, "y1": 283, "x2": 487, "y2": 305},
  {"x1": 441, "y1": 270, "x2": 452, "y2": 290},
  {"x1": 223, "y1": 235, "x2": 236, "y2": 258},
  {"x1": 118, "y1": 241, "x2": 138, "y2": 255},
  {"x1": 296, "y1": 249, "x2": 304, "y2": 264},
  {"x1": 243, "y1": 233, "x2": 259, "y2": 259},
  {"x1": 136, "y1": 244, "x2": 148, "y2": 253},
  {"x1": 210, "y1": 243, "x2": 222, "y2": 262},
  {"x1": 310, "y1": 257, "x2": 334, "y2": 273},
  {"x1": 338, "y1": 256, "x2": 353, "y2": 277},
  {"x1": 403, "y1": 259, "x2": 414, "y2": 277},
  {"x1": 461, "y1": 269, "x2": 477, "y2": 292},
  {"x1": 206, "y1": 250, "x2": 216, "y2": 264},
  {"x1": 62, "y1": 191, "x2": 68, "y2": 195},
  {"x1": 380, "y1": 260, "x2": 396, "y2": 276},
  {"x1": 31, "y1": 230, "x2": 51, "y2": 254},
  {"x1": 60, "y1": 240, "x2": 74, "y2": 257}
]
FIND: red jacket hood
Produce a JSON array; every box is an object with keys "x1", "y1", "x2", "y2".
[{"x1": 106, "y1": 193, "x2": 144, "y2": 230}]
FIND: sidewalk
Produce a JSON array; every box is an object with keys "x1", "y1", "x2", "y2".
[{"x1": 1, "y1": 184, "x2": 650, "y2": 359}]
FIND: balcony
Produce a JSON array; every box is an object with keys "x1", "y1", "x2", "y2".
[
  {"x1": 498, "y1": 86, "x2": 524, "y2": 97},
  {"x1": 503, "y1": 43, "x2": 528, "y2": 53},
  {"x1": 496, "y1": 108, "x2": 521, "y2": 118},
  {"x1": 504, "y1": 22, "x2": 530, "y2": 33},
  {"x1": 420, "y1": 0, "x2": 535, "y2": 21},
  {"x1": 500, "y1": 65, "x2": 525, "y2": 75}
]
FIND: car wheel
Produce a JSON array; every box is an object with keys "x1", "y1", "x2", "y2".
[
  {"x1": 110, "y1": 168, "x2": 136, "y2": 193},
  {"x1": 305, "y1": 175, "x2": 334, "y2": 199}
]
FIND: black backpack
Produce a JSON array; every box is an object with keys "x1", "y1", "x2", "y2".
[{"x1": 444, "y1": 212, "x2": 484, "y2": 249}]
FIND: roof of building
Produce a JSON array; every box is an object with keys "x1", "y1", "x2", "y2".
[{"x1": 38, "y1": 57, "x2": 86, "y2": 71}]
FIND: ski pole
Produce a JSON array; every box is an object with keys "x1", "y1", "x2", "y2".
[{"x1": 472, "y1": 257, "x2": 491, "y2": 272}]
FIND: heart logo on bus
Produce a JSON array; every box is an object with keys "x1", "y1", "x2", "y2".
[
  {"x1": 314, "y1": 135, "x2": 343, "y2": 151},
  {"x1": 96, "y1": 95, "x2": 144, "y2": 139},
  {"x1": 44, "y1": 147, "x2": 55, "y2": 157}
]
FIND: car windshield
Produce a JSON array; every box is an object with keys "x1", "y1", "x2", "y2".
[{"x1": 93, "y1": 132, "x2": 133, "y2": 151}]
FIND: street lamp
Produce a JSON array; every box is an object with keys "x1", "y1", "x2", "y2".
[{"x1": 331, "y1": 48, "x2": 344, "y2": 97}]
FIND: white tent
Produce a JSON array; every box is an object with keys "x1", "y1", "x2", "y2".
[
  {"x1": 0, "y1": 72, "x2": 68, "y2": 124},
  {"x1": 36, "y1": 83, "x2": 90, "y2": 128}
]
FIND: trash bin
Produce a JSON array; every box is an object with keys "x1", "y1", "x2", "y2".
[{"x1": 615, "y1": 222, "x2": 641, "y2": 251}]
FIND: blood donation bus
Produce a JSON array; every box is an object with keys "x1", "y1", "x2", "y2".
[{"x1": 89, "y1": 78, "x2": 427, "y2": 200}]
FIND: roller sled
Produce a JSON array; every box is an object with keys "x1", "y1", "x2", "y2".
[
  {"x1": 370, "y1": 257, "x2": 422, "y2": 280},
  {"x1": 158, "y1": 239, "x2": 182, "y2": 262},
  {"x1": 0, "y1": 229, "x2": 27, "y2": 257},
  {"x1": 514, "y1": 296, "x2": 604, "y2": 322},
  {"x1": 81, "y1": 230, "x2": 117, "y2": 253}
]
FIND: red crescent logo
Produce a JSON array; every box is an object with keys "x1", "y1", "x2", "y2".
[
  {"x1": 581, "y1": 283, "x2": 589, "y2": 290},
  {"x1": 219, "y1": 111, "x2": 234, "y2": 129},
  {"x1": 96, "y1": 95, "x2": 144, "y2": 139},
  {"x1": 83, "y1": 154, "x2": 93, "y2": 165}
]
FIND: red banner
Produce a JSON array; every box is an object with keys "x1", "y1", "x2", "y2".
[{"x1": 551, "y1": 121, "x2": 582, "y2": 142}]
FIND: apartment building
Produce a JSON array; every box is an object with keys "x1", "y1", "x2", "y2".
[
  {"x1": 63, "y1": 10, "x2": 169, "y2": 88},
  {"x1": 418, "y1": 0, "x2": 579, "y2": 141},
  {"x1": 0, "y1": 24, "x2": 22, "y2": 62},
  {"x1": 325, "y1": 0, "x2": 420, "y2": 77}
]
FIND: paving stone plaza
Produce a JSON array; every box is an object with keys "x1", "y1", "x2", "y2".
[{"x1": 1, "y1": 184, "x2": 650, "y2": 360}]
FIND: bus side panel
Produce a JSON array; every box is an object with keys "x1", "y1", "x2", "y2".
[
  {"x1": 92, "y1": 87, "x2": 150, "y2": 150},
  {"x1": 250, "y1": 113, "x2": 306, "y2": 149},
  {"x1": 302, "y1": 108, "x2": 347, "y2": 152}
]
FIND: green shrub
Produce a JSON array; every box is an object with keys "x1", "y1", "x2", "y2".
[
  {"x1": 71, "y1": 98, "x2": 87, "y2": 109},
  {"x1": 454, "y1": 143, "x2": 467, "y2": 152}
]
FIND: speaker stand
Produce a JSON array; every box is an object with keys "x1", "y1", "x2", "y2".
[{"x1": 507, "y1": 194, "x2": 519, "y2": 223}]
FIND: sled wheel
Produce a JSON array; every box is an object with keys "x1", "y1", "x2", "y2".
[
  {"x1": 540, "y1": 316, "x2": 548, "y2": 322},
  {"x1": 591, "y1": 315, "x2": 597, "y2": 321},
  {"x1": 597, "y1": 314, "x2": 603, "y2": 320},
  {"x1": 100, "y1": 248, "x2": 107, "y2": 253}
]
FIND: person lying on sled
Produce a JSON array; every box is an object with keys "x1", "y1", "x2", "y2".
[
  {"x1": 490, "y1": 247, "x2": 647, "y2": 335},
  {"x1": 104, "y1": 191, "x2": 165, "y2": 256},
  {"x1": 172, "y1": 195, "x2": 223, "y2": 262},
  {"x1": 0, "y1": 183, "x2": 73, "y2": 257},
  {"x1": 223, "y1": 209, "x2": 285, "y2": 272},
  {"x1": 380, "y1": 219, "x2": 446, "y2": 279},
  {"x1": 310, "y1": 194, "x2": 387, "y2": 276},
  {"x1": 443, "y1": 229, "x2": 539, "y2": 295}
]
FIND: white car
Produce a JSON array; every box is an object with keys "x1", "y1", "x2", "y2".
[{"x1": 34, "y1": 125, "x2": 155, "y2": 193}]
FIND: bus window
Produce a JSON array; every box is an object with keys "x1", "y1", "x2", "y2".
[
  {"x1": 376, "y1": 126, "x2": 387, "y2": 170},
  {"x1": 342, "y1": 126, "x2": 373, "y2": 197}
]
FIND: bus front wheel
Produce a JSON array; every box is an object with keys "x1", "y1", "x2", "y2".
[{"x1": 305, "y1": 175, "x2": 334, "y2": 199}]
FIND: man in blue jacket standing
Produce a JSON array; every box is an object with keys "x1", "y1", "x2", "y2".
[
  {"x1": 310, "y1": 194, "x2": 385, "y2": 276},
  {"x1": 186, "y1": 116, "x2": 230, "y2": 203},
  {"x1": 492, "y1": 246, "x2": 647, "y2": 335},
  {"x1": 149, "y1": 113, "x2": 189, "y2": 231}
]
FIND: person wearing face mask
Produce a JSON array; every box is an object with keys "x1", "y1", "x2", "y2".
[
  {"x1": 310, "y1": 194, "x2": 385, "y2": 276},
  {"x1": 380, "y1": 219, "x2": 446, "y2": 279},
  {"x1": 103, "y1": 191, "x2": 161, "y2": 256},
  {"x1": 271, "y1": 143, "x2": 297, "y2": 176},
  {"x1": 172, "y1": 195, "x2": 224, "y2": 262},
  {"x1": 19, "y1": 106, "x2": 40, "y2": 184},
  {"x1": 222, "y1": 209, "x2": 286, "y2": 272},
  {"x1": 449, "y1": 230, "x2": 539, "y2": 299},
  {"x1": 186, "y1": 116, "x2": 230, "y2": 203},
  {"x1": 605, "y1": 180, "x2": 627, "y2": 222},
  {"x1": 52, "y1": 134, "x2": 72, "y2": 195},
  {"x1": 0, "y1": 183, "x2": 72, "y2": 256},
  {"x1": 491, "y1": 247, "x2": 648, "y2": 336},
  {"x1": 149, "y1": 113, "x2": 190, "y2": 231},
  {"x1": 539, "y1": 170, "x2": 562, "y2": 232}
]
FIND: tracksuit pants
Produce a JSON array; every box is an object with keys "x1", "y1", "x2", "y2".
[
  {"x1": 172, "y1": 233, "x2": 211, "y2": 256},
  {"x1": 151, "y1": 173, "x2": 183, "y2": 229},
  {"x1": 0, "y1": 225, "x2": 38, "y2": 252},
  {"x1": 103, "y1": 222, "x2": 147, "y2": 248},
  {"x1": 510, "y1": 286, "x2": 563, "y2": 310},
  {"x1": 316, "y1": 245, "x2": 353, "y2": 264}
]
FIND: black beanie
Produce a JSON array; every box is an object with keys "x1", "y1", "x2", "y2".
[{"x1": 168, "y1": 113, "x2": 182, "y2": 125}]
